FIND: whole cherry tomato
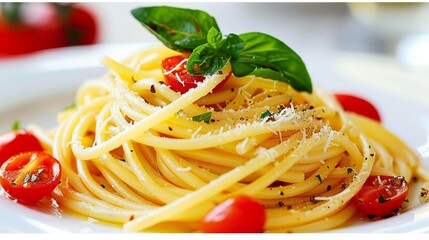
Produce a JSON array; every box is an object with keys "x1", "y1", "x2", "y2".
[
  {"x1": 334, "y1": 93, "x2": 381, "y2": 122},
  {"x1": 0, "y1": 130, "x2": 44, "y2": 167},
  {"x1": 59, "y1": 3, "x2": 98, "y2": 46},
  {"x1": 0, "y1": 3, "x2": 65, "y2": 56},
  {"x1": 0, "y1": 3, "x2": 98, "y2": 57},
  {"x1": 0, "y1": 151, "x2": 62, "y2": 204},
  {"x1": 352, "y1": 175, "x2": 409, "y2": 219},
  {"x1": 201, "y1": 195, "x2": 266, "y2": 233},
  {"x1": 161, "y1": 55, "x2": 231, "y2": 94}
]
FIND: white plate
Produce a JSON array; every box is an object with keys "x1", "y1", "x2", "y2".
[{"x1": 0, "y1": 45, "x2": 428, "y2": 233}]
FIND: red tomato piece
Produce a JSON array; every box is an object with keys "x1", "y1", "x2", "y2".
[
  {"x1": 63, "y1": 4, "x2": 98, "y2": 46},
  {"x1": 0, "y1": 130, "x2": 44, "y2": 167},
  {"x1": 0, "y1": 151, "x2": 61, "y2": 204},
  {"x1": 0, "y1": 3, "x2": 65, "y2": 56},
  {"x1": 334, "y1": 93, "x2": 381, "y2": 122},
  {"x1": 161, "y1": 55, "x2": 231, "y2": 94},
  {"x1": 201, "y1": 195, "x2": 266, "y2": 233},
  {"x1": 352, "y1": 175, "x2": 409, "y2": 219}
]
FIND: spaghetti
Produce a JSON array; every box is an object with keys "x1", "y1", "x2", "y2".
[{"x1": 30, "y1": 44, "x2": 427, "y2": 233}]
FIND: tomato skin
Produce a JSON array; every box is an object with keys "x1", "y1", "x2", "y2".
[
  {"x1": 0, "y1": 130, "x2": 44, "y2": 167},
  {"x1": 0, "y1": 3, "x2": 98, "y2": 57},
  {"x1": 334, "y1": 93, "x2": 381, "y2": 122},
  {"x1": 63, "y1": 4, "x2": 98, "y2": 46},
  {"x1": 0, "y1": 3, "x2": 65, "y2": 56},
  {"x1": 201, "y1": 195, "x2": 266, "y2": 233},
  {"x1": 0, "y1": 151, "x2": 61, "y2": 204},
  {"x1": 161, "y1": 55, "x2": 231, "y2": 94},
  {"x1": 352, "y1": 175, "x2": 409, "y2": 219}
]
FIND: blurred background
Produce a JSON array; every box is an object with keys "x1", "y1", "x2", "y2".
[
  {"x1": 1, "y1": 2, "x2": 429, "y2": 62},
  {"x1": 1, "y1": 2, "x2": 428, "y2": 80}
]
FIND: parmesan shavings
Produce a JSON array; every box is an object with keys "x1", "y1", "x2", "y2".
[
  {"x1": 191, "y1": 126, "x2": 203, "y2": 139},
  {"x1": 323, "y1": 130, "x2": 335, "y2": 153},
  {"x1": 419, "y1": 183, "x2": 429, "y2": 204},
  {"x1": 163, "y1": 58, "x2": 188, "y2": 75},
  {"x1": 236, "y1": 137, "x2": 250, "y2": 155},
  {"x1": 313, "y1": 188, "x2": 350, "y2": 201},
  {"x1": 175, "y1": 72, "x2": 185, "y2": 86},
  {"x1": 176, "y1": 167, "x2": 192, "y2": 172}
]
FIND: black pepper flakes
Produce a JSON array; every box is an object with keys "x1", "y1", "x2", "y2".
[
  {"x1": 168, "y1": 126, "x2": 173, "y2": 131},
  {"x1": 278, "y1": 201, "x2": 285, "y2": 207},
  {"x1": 150, "y1": 85, "x2": 156, "y2": 93},
  {"x1": 316, "y1": 174, "x2": 322, "y2": 183}
]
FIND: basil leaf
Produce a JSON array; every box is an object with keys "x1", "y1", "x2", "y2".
[
  {"x1": 187, "y1": 30, "x2": 244, "y2": 76},
  {"x1": 192, "y1": 112, "x2": 212, "y2": 124},
  {"x1": 222, "y1": 33, "x2": 245, "y2": 57},
  {"x1": 260, "y1": 110, "x2": 272, "y2": 119},
  {"x1": 207, "y1": 27, "x2": 223, "y2": 49},
  {"x1": 131, "y1": 6, "x2": 220, "y2": 52},
  {"x1": 188, "y1": 43, "x2": 229, "y2": 75},
  {"x1": 232, "y1": 32, "x2": 312, "y2": 93}
]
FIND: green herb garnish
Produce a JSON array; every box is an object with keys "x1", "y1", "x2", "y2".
[
  {"x1": 63, "y1": 102, "x2": 76, "y2": 111},
  {"x1": 260, "y1": 110, "x2": 272, "y2": 119},
  {"x1": 192, "y1": 112, "x2": 212, "y2": 124},
  {"x1": 11, "y1": 120, "x2": 20, "y2": 131},
  {"x1": 132, "y1": 6, "x2": 312, "y2": 93},
  {"x1": 378, "y1": 195, "x2": 389, "y2": 203}
]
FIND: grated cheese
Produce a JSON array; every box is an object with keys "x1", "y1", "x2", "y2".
[
  {"x1": 236, "y1": 137, "x2": 250, "y2": 155},
  {"x1": 314, "y1": 189, "x2": 350, "y2": 201},
  {"x1": 163, "y1": 58, "x2": 188, "y2": 75},
  {"x1": 175, "y1": 72, "x2": 185, "y2": 87},
  {"x1": 323, "y1": 130, "x2": 335, "y2": 153},
  {"x1": 191, "y1": 126, "x2": 202, "y2": 139},
  {"x1": 176, "y1": 167, "x2": 192, "y2": 172}
]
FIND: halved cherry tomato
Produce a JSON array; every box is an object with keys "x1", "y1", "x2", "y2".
[
  {"x1": 161, "y1": 55, "x2": 231, "y2": 94},
  {"x1": 0, "y1": 151, "x2": 61, "y2": 204},
  {"x1": 201, "y1": 195, "x2": 266, "y2": 233},
  {"x1": 352, "y1": 175, "x2": 409, "y2": 219},
  {"x1": 334, "y1": 93, "x2": 381, "y2": 122},
  {"x1": 0, "y1": 130, "x2": 44, "y2": 167}
]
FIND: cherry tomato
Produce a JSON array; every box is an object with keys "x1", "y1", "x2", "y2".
[
  {"x1": 352, "y1": 175, "x2": 409, "y2": 219},
  {"x1": 201, "y1": 195, "x2": 266, "y2": 233},
  {"x1": 0, "y1": 151, "x2": 61, "y2": 204},
  {"x1": 334, "y1": 93, "x2": 381, "y2": 122},
  {"x1": 62, "y1": 4, "x2": 98, "y2": 46},
  {"x1": 0, "y1": 130, "x2": 44, "y2": 167},
  {"x1": 0, "y1": 3, "x2": 65, "y2": 56},
  {"x1": 161, "y1": 55, "x2": 231, "y2": 94},
  {"x1": 0, "y1": 3, "x2": 98, "y2": 57}
]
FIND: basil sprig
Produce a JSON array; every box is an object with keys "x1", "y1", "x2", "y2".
[{"x1": 132, "y1": 6, "x2": 312, "y2": 93}]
